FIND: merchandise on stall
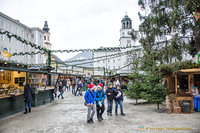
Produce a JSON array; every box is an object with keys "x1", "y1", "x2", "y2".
[{"x1": 0, "y1": 70, "x2": 26, "y2": 99}]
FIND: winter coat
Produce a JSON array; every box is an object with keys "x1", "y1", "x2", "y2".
[
  {"x1": 72, "y1": 80, "x2": 76, "y2": 88},
  {"x1": 77, "y1": 83, "x2": 82, "y2": 89},
  {"x1": 62, "y1": 79, "x2": 67, "y2": 86},
  {"x1": 95, "y1": 89, "x2": 106, "y2": 105},
  {"x1": 24, "y1": 84, "x2": 32, "y2": 102},
  {"x1": 114, "y1": 89, "x2": 124, "y2": 101},
  {"x1": 84, "y1": 90, "x2": 96, "y2": 104},
  {"x1": 105, "y1": 87, "x2": 115, "y2": 101}
]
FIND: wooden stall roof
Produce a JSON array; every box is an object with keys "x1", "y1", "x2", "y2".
[{"x1": 177, "y1": 68, "x2": 200, "y2": 73}]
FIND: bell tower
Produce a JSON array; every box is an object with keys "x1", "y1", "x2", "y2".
[
  {"x1": 119, "y1": 13, "x2": 133, "y2": 47},
  {"x1": 43, "y1": 20, "x2": 51, "y2": 50}
]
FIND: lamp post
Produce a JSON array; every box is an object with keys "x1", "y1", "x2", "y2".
[{"x1": 47, "y1": 50, "x2": 51, "y2": 86}]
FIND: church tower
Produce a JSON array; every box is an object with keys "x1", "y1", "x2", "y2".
[
  {"x1": 119, "y1": 13, "x2": 134, "y2": 47},
  {"x1": 43, "y1": 20, "x2": 52, "y2": 50}
]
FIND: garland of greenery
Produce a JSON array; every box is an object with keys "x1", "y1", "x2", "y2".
[
  {"x1": 65, "y1": 49, "x2": 137, "y2": 63},
  {"x1": 51, "y1": 45, "x2": 142, "y2": 53},
  {"x1": 0, "y1": 29, "x2": 47, "y2": 53},
  {"x1": 12, "y1": 51, "x2": 46, "y2": 56}
]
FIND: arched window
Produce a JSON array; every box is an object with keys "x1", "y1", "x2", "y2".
[
  {"x1": 126, "y1": 22, "x2": 129, "y2": 28},
  {"x1": 123, "y1": 22, "x2": 125, "y2": 28}
]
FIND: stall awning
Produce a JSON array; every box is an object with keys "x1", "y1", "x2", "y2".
[{"x1": 178, "y1": 69, "x2": 200, "y2": 73}]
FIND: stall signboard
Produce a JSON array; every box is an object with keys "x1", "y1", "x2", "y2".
[
  {"x1": 198, "y1": 53, "x2": 200, "y2": 65},
  {"x1": 0, "y1": 48, "x2": 12, "y2": 58}
]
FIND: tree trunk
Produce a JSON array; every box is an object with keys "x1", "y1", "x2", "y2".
[
  {"x1": 157, "y1": 103, "x2": 160, "y2": 110},
  {"x1": 136, "y1": 99, "x2": 138, "y2": 104}
]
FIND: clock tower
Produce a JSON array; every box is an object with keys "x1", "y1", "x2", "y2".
[
  {"x1": 43, "y1": 20, "x2": 52, "y2": 50},
  {"x1": 119, "y1": 13, "x2": 134, "y2": 48}
]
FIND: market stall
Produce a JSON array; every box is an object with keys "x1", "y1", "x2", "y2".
[
  {"x1": 28, "y1": 72, "x2": 54, "y2": 107},
  {"x1": 167, "y1": 69, "x2": 200, "y2": 113},
  {"x1": 0, "y1": 69, "x2": 27, "y2": 118}
]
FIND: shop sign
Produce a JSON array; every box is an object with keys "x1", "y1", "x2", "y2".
[
  {"x1": 0, "y1": 48, "x2": 12, "y2": 58},
  {"x1": 198, "y1": 53, "x2": 200, "y2": 64}
]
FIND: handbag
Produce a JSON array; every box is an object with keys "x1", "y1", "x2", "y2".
[
  {"x1": 84, "y1": 91, "x2": 94, "y2": 106},
  {"x1": 84, "y1": 101, "x2": 87, "y2": 106}
]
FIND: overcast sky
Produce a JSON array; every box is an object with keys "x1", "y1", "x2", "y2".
[{"x1": 0, "y1": 0, "x2": 141, "y2": 60}]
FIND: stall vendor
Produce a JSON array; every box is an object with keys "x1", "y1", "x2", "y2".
[{"x1": 191, "y1": 86, "x2": 199, "y2": 95}]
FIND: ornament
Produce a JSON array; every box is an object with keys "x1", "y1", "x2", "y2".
[{"x1": 193, "y1": 10, "x2": 200, "y2": 21}]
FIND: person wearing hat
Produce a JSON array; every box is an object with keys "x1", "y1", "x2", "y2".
[
  {"x1": 84, "y1": 84, "x2": 96, "y2": 123},
  {"x1": 95, "y1": 84, "x2": 106, "y2": 122}
]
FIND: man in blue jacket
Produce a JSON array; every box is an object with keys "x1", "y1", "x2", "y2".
[
  {"x1": 84, "y1": 84, "x2": 96, "y2": 123},
  {"x1": 95, "y1": 84, "x2": 106, "y2": 122},
  {"x1": 114, "y1": 85, "x2": 125, "y2": 116}
]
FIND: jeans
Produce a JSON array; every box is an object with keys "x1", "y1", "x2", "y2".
[
  {"x1": 115, "y1": 100, "x2": 123, "y2": 113},
  {"x1": 107, "y1": 100, "x2": 113, "y2": 114},
  {"x1": 58, "y1": 91, "x2": 63, "y2": 98},
  {"x1": 72, "y1": 87, "x2": 75, "y2": 94},
  {"x1": 96, "y1": 104, "x2": 105, "y2": 119},
  {"x1": 75, "y1": 89, "x2": 82, "y2": 96},
  {"x1": 25, "y1": 101, "x2": 31, "y2": 109},
  {"x1": 63, "y1": 85, "x2": 67, "y2": 92},
  {"x1": 87, "y1": 104, "x2": 95, "y2": 121}
]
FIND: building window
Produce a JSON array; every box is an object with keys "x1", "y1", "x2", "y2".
[
  {"x1": 44, "y1": 36, "x2": 46, "y2": 40},
  {"x1": 21, "y1": 31, "x2": 24, "y2": 37},
  {"x1": 108, "y1": 66, "x2": 110, "y2": 70},
  {"x1": 127, "y1": 40, "x2": 131, "y2": 43},
  {"x1": 108, "y1": 60, "x2": 110, "y2": 63},
  {"x1": 122, "y1": 32, "x2": 124, "y2": 35},
  {"x1": 118, "y1": 58, "x2": 120, "y2": 61},
  {"x1": 31, "y1": 34, "x2": 34, "y2": 39},
  {"x1": 118, "y1": 66, "x2": 120, "y2": 69},
  {"x1": 127, "y1": 44, "x2": 129, "y2": 47},
  {"x1": 0, "y1": 35, "x2": 4, "y2": 40},
  {"x1": 9, "y1": 37, "x2": 11, "y2": 43},
  {"x1": 113, "y1": 66, "x2": 115, "y2": 69},
  {"x1": 113, "y1": 59, "x2": 115, "y2": 63},
  {"x1": 0, "y1": 20, "x2": 4, "y2": 28},
  {"x1": 103, "y1": 60, "x2": 105, "y2": 63},
  {"x1": 8, "y1": 24, "x2": 12, "y2": 32},
  {"x1": 48, "y1": 36, "x2": 49, "y2": 41}
]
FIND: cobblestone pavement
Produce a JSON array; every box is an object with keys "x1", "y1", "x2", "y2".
[{"x1": 0, "y1": 91, "x2": 200, "y2": 133}]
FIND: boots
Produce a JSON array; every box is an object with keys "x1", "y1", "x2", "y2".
[
  {"x1": 100, "y1": 115, "x2": 104, "y2": 120},
  {"x1": 29, "y1": 108, "x2": 31, "y2": 113},
  {"x1": 121, "y1": 111, "x2": 125, "y2": 116},
  {"x1": 24, "y1": 108, "x2": 27, "y2": 114},
  {"x1": 90, "y1": 118, "x2": 94, "y2": 123},
  {"x1": 98, "y1": 118, "x2": 101, "y2": 122}
]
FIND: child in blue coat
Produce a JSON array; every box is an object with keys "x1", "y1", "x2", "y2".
[{"x1": 95, "y1": 84, "x2": 106, "y2": 122}]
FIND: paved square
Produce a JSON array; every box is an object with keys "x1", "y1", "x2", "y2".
[{"x1": 0, "y1": 92, "x2": 200, "y2": 133}]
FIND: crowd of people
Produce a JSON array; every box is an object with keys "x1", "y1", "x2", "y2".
[
  {"x1": 23, "y1": 77, "x2": 127, "y2": 124},
  {"x1": 84, "y1": 79, "x2": 125, "y2": 124}
]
